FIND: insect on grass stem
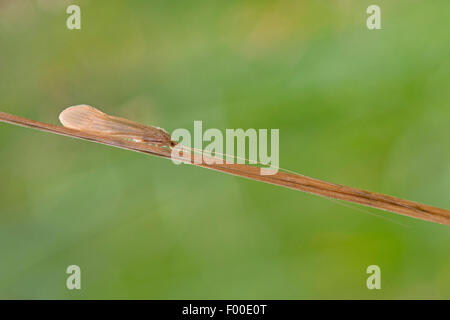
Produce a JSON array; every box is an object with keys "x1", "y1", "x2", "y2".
[{"x1": 0, "y1": 106, "x2": 449, "y2": 227}]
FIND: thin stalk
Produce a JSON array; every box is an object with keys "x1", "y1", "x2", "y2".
[{"x1": 1, "y1": 111, "x2": 449, "y2": 226}]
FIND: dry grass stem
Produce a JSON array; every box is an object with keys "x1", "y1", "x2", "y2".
[{"x1": 1, "y1": 111, "x2": 449, "y2": 226}]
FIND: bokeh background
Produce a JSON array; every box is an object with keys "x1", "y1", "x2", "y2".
[{"x1": 0, "y1": 0, "x2": 449, "y2": 299}]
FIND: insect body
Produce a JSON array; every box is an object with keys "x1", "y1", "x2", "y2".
[{"x1": 59, "y1": 105, "x2": 177, "y2": 147}]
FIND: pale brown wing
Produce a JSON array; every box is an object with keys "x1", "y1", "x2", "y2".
[
  {"x1": 59, "y1": 105, "x2": 174, "y2": 146},
  {"x1": 59, "y1": 105, "x2": 136, "y2": 134}
]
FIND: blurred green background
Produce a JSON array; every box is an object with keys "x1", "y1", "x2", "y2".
[{"x1": 0, "y1": 0, "x2": 449, "y2": 299}]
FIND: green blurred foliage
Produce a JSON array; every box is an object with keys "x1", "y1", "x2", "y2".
[{"x1": 0, "y1": 0, "x2": 449, "y2": 299}]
